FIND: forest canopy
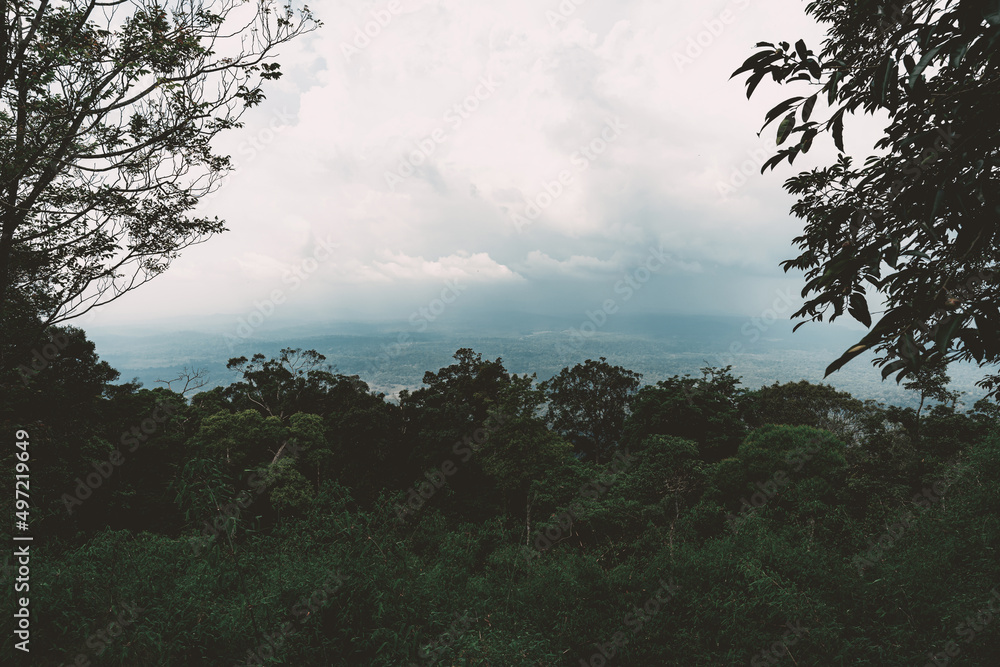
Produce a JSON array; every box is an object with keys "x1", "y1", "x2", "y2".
[{"x1": 3, "y1": 337, "x2": 1000, "y2": 664}]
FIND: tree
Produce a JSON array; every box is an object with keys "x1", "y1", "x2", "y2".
[
  {"x1": 541, "y1": 357, "x2": 641, "y2": 464},
  {"x1": 616, "y1": 435, "x2": 704, "y2": 557},
  {"x1": 741, "y1": 380, "x2": 867, "y2": 446},
  {"x1": 193, "y1": 408, "x2": 286, "y2": 469},
  {"x1": 0, "y1": 324, "x2": 126, "y2": 534},
  {"x1": 477, "y1": 373, "x2": 573, "y2": 546},
  {"x1": 623, "y1": 366, "x2": 746, "y2": 462},
  {"x1": 397, "y1": 349, "x2": 513, "y2": 521},
  {"x1": 731, "y1": 424, "x2": 848, "y2": 530},
  {"x1": 311, "y1": 374, "x2": 402, "y2": 499},
  {"x1": 225, "y1": 348, "x2": 341, "y2": 419},
  {"x1": 902, "y1": 354, "x2": 960, "y2": 437},
  {"x1": 733, "y1": 0, "x2": 1000, "y2": 398},
  {"x1": 0, "y1": 0, "x2": 320, "y2": 335},
  {"x1": 398, "y1": 348, "x2": 511, "y2": 467}
]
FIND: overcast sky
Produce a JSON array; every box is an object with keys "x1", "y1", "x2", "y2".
[{"x1": 86, "y1": 0, "x2": 881, "y2": 332}]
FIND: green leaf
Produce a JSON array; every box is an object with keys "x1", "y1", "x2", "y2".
[
  {"x1": 949, "y1": 37, "x2": 972, "y2": 68},
  {"x1": 801, "y1": 128, "x2": 816, "y2": 153},
  {"x1": 832, "y1": 112, "x2": 845, "y2": 152},
  {"x1": 777, "y1": 113, "x2": 796, "y2": 145},
  {"x1": 881, "y1": 360, "x2": 908, "y2": 380},
  {"x1": 827, "y1": 69, "x2": 842, "y2": 104},
  {"x1": 802, "y1": 94, "x2": 817, "y2": 122},
  {"x1": 908, "y1": 44, "x2": 943, "y2": 88},
  {"x1": 825, "y1": 342, "x2": 868, "y2": 377},
  {"x1": 760, "y1": 152, "x2": 787, "y2": 172},
  {"x1": 873, "y1": 55, "x2": 895, "y2": 108},
  {"x1": 825, "y1": 308, "x2": 913, "y2": 377},
  {"x1": 935, "y1": 316, "x2": 964, "y2": 353},
  {"x1": 732, "y1": 52, "x2": 768, "y2": 79},
  {"x1": 987, "y1": 0, "x2": 1000, "y2": 25},
  {"x1": 732, "y1": 51, "x2": 784, "y2": 80},
  {"x1": 886, "y1": 239, "x2": 900, "y2": 269},
  {"x1": 849, "y1": 293, "x2": 872, "y2": 328},
  {"x1": 746, "y1": 70, "x2": 767, "y2": 99},
  {"x1": 764, "y1": 96, "x2": 805, "y2": 126},
  {"x1": 931, "y1": 189, "x2": 947, "y2": 218}
]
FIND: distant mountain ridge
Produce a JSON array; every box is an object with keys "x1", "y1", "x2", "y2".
[{"x1": 84, "y1": 312, "x2": 994, "y2": 409}]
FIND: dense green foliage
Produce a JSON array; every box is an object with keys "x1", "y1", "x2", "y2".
[
  {"x1": 3, "y1": 332, "x2": 999, "y2": 665},
  {"x1": 0, "y1": 0, "x2": 318, "y2": 339},
  {"x1": 733, "y1": 0, "x2": 1000, "y2": 396}
]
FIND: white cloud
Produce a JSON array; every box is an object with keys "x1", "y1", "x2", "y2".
[
  {"x1": 88, "y1": 0, "x2": 866, "y2": 328},
  {"x1": 520, "y1": 250, "x2": 629, "y2": 278},
  {"x1": 371, "y1": 250, "x2": 523, "y2": 282}
]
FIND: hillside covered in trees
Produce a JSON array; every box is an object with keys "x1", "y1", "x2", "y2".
[
  {"x1": 4, "y1": 327, "x2": 1000, "y2": 665},
  {"x1": 3, "y1": 0, "x2": 1000, "y2": 664}
]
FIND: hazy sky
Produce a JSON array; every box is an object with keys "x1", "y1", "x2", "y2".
[{"x1": 86, "y1": 0, "x2": 880, "y2": 333}]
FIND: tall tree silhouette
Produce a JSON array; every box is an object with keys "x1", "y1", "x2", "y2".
[
  {"x1": 0, "y1": 0, "x2": 319, "y2": 338},
  {"x1": 734, "y1": 0, "x2": 1000, "y2": 398}
]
